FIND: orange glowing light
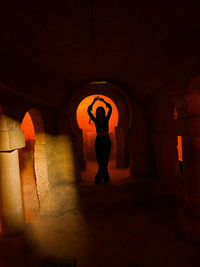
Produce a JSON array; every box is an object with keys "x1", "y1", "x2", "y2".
[
  {"x1": 21, "y1": 112, "x2": 35, "y2": 141},
  {"x1": 177, "y1": 136, "x2": 183, "y2": 161},
  {"x1": 77, "y1": 95, "x2": 118, "y2": 132}
]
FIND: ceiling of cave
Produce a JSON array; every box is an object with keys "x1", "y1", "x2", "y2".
[{"x1": 0, "y1": 0, "x2": 200, "y2": 106}]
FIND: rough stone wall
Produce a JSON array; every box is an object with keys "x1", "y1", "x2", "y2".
[
  {"x1": 0, "y1": 89, "x2": 78, "y2": 187},
  {"x1": 129, "y1": 100, "x2": 157, "y2": 178},
  {"x1": 150, "y1": 94, "x2": 179, "y2": 194}
]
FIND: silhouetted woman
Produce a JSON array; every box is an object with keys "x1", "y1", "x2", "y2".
[{"x1": 87, "y1": 96, "x2": 112, "y2": 184}]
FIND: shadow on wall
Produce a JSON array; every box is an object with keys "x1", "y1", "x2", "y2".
[{"x1": 76, "y1": 94, "x2": 119, "y2": 161}]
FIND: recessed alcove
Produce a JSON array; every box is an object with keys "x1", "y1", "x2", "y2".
[
  {"x1": 174, "y1": 107, "x2": 183, "y2": 176},
  {"x1": 19, "y1": 109, "x2": 49, "y2": 219},
  {"x1": 19, "y1": 112, "x2": 39, "y2": 218},
  {"x1": 73, "y1": 87, "x2": 131, "y2": 184}
]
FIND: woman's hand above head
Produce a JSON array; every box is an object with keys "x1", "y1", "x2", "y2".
[
  {"x1": 92, "y1": 96, "x2": 111, "y2": 107},
  {"x1": 93, "y1": 96, "x2": 100, "y2": 102},
  {"x1": 99, "y1": 98, "x2": 110, "y2": 107},
  {"x1": 89, "y1": 96, "x2": 100, "y2": 109},
  {"x1": 98, "y1": 97, "x2": 106, "y2": 103}
]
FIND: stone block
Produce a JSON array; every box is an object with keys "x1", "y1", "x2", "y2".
[{"x1": 0, "y1": 128, "x2": 25, "y2": 151}]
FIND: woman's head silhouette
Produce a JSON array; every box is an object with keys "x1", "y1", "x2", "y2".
[{"x1": 96, "y1": 106, "x2": 105, "y2": 119}]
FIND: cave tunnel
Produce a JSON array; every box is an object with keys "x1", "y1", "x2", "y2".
[{"x1": 0, "y1": 1, "x2": 200, "y2": 266}]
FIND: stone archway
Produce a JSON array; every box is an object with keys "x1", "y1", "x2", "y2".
[
  {"x1": 76, "y1": 94, "x2": 119, "y2": 162},
  {"x1": 67, "y1": 81, "x2": 132, "y2": 174},
  {"x1": 20, "y1": 109, "x2": 49, "y2": 211},
  {"x1": 175, "y1": 75, "x2": 200, "y2": 242},
  {"x1": 174, "y1": 107, "x2": 183, "y2": 176}
]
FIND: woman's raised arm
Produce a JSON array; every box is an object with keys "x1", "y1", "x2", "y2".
[{"x1": 87, "y1": 97, "x2": 99, "y2": 122}]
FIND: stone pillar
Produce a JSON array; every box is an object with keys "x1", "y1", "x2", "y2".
[
  {"x1": 0, "y1": 150, "x2": 24, "y2": 235},
  {"x1": 115, "y1": 127, "x2": 129, "y2": 168},
  {"x1": 129, "y1": 101, "x2": 157, "y2": 178},
  {"x1": 0, "y1": 114, "x2": 25, "y2": 235},
  {"x1": 179, "y1": 117, "x2": 200, "y2": 242},
  {"x1": 150, "y1": 95, "x2": 179, "y2": 194},
  {"x1": 152, "y1": 131, "x2": 177, "y2": 194},
  {"x1": 176, "y1": 76, "x2": 200, "y2": 242},
  {"x1": 77, "y1": 130, "x2": 86, "y2": 170}
]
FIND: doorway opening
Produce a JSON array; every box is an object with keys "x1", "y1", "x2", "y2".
[
  {"x1": 19, "y1": 112, "x2": 39, "y2": 219},
  {"x1": 19, "y1": 109, "x2": 49, "y2": 219},
  {"x1": 174, "y1": 107, "x2": 183, "y2": 175},
  {"x1": 177, "y1": 136, "x2": 183, "y2": 176},
  {"x1": 76, "y1": 94, "x2": 130, "y2": 183}
]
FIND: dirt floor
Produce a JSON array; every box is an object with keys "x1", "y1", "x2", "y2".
[{"x1": 0, "y1": 160, "x2": 200, "y2": 267}]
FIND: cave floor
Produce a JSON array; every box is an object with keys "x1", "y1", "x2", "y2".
[{"x1": 0, "y1": 161, "x2": 200, "y2": 267}]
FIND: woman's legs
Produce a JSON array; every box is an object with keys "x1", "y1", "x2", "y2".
[{"x1": 95, "y1": 135, "x2": 111, "y2": 184}]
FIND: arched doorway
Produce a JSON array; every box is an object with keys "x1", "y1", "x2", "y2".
[
  {"x1": 174, "y1": 107, "x2": 183, "y2": 176},
  {"x1": 67, "y1": 82, "x2": 132, "y2": 181},
  {"x1": 74, "y1": 92, "x2": 130, "y2": 183},
  {"x1": 77, "y1": 94, "x2": 118, "y2": 162},
  {"x1": 19, "y1": 112, "x2": 39, "y2": 217},
  {"x1": 19, "y1": 109, "x2": 49, "y2": 218},
  {"x1": 177, "y1": 136, "x2": 183, "y2": 175}
]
